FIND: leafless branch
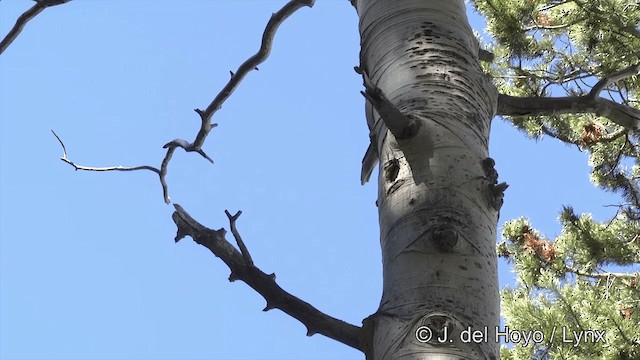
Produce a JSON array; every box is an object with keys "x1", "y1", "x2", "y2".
[
  {"x1": 0, "y1": 0, "x2": 71, "y2": 56},
  {"x1": 162, "y1": 0, "x2": 315, "y2": 160},
  {"x1": 157, "y1": 0, "x2": 314, "y2": 202},
  {"x1": 171, "y1": 204, "x2": 363, "y2": 352},
  {"x1": 51, "y1": 130, "x2": 171, "y2": 203},
  {"x1": 54, "y1": 0, "x2": 314, "y2": 204}
]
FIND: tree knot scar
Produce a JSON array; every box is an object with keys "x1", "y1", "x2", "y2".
[
  {"x1": 417, "y1": 314, "x2": 455, "y2": 346},
  {"x1": 384, "y1": 158, "x2": 400, "y2": 182},
  {"x1": 432, "y1": 228, "x2": 459, "y2": 252}
]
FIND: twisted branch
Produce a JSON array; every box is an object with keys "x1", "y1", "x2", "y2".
[
  {"x1": 0, "y1": 0, "x2": 71, "y2": 56},
  {"x1": 161, "y1": 0, "x2": 315, "y2": 165},
  {"x1": 55, "y1": 0, "x2": 314, "y2": 204},
  {"x1": 155, "y1": 0, "x2": 315, "y2": 203},
  {"x1": 50, "y1": 0, "x2": 365, "y2": 353}
]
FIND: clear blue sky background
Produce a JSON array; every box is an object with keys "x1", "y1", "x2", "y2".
[{"x1": 0, "y1": 1, "x2": 624, "y2": 359}]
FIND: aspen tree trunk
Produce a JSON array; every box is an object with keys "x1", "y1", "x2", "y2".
[{"x1": 356, "y1": 1, "x2": 500, "y2": 359}]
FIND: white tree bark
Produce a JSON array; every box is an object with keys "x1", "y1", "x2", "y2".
[{"x1": 356, "y1": 1, "x2": 500, "y2": 359}]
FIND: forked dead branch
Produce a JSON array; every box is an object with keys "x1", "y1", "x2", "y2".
[
  {"x1": 172, "y1": 204, "x2": 362, "y2": 351},
  {"x1": 7, "y1": 0, "x2": 637, "y2": 358},
  {"x1": 47, "y1": 0, "x2": 365, "y2": 351},
  {"x1": 49, "y1": 0, "x2": 314, "y2": 204}
]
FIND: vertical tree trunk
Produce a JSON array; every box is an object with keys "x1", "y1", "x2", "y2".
[{"x1": 356, "y1": 1, "x2": 500, "y2": 359}]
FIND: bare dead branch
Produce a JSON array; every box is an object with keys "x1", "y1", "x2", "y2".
[
  {"x1": 157, "y1": 0, "x2": 315, "y2": 202},
  {"x1": 171, "y1": 204, "x2": 363, "y2": 352},
  {"x1": 53, "y1": 0, "x2": 313, "y2": 204},
  {"x1": 51, "y1": 130, "x2": 171, "y2": 202},
  {"x1": 0, "y1": 0, "x2": 71, "y2": 56},
  {"x1": 162, "y1": 0, "x2": 315, "y2": 157}
]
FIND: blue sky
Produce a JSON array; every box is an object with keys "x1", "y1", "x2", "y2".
[{"x1": 0, "y1": 1, "x2": 624, "y2": 359}]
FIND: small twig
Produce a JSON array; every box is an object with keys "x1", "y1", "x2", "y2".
[
  {"x1": 162, "y1": 137, "x2": 215, "y2": 163},
  {"x1": 564, "y1": 265, "x2": 639, "y2": 280},
  {"x1": 171, "y1": 204, "x2": 362, "y2": 351},
  {"x1": 224, "y1": 210, "x2": 254, "y2": 266},
  {"x1": 51, "y1": 130, "x2": 171, "y2": 203},
  {"x1": 540, "y1": 124, "x2": 574, "y2": 143},
  {"x1": 0, "y1": 0, "x2": 71, "y2": 56},
  {"x1": 599, "y1": 127, "x2": 629, "y2": 143}
]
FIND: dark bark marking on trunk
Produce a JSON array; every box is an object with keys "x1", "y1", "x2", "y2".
[{"x1": 384, "y1": 158, "x2": 400, "y2": 182}]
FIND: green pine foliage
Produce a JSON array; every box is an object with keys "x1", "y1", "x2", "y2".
[{"x1": 473, "y1": 0, "x2": 640, "y2": 358}]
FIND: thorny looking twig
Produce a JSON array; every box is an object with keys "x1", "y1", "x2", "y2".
[
  {"x1": 172, "y1": 204, "x2": 362, "y2": 351},
  {"x1": 0, "y1": 0, "x2": 71, "y2": 56},
  {"x1": 52, "y1": 0, "x2": 314, "y2": 204}
]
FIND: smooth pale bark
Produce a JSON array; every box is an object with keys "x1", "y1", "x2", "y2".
[{"x1": 356, "y1": 0, "x2": 500, "y2": 359}]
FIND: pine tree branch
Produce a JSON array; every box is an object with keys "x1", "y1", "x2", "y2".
[
  {"x1": 498, "y1": 63, "x2": 640, "y2": 130},
  {"x1": 564, "y1": 265, "x2": 639, "y2": 280},
  {"x1": 0, "y1": 0, "x2": 71, "y2": 56},
  {"x1": 497, "y1": 94, "x2": 640, "y2": 130},
  {"x1": 171, "y1": 204, "x2": 364, "y2": 352},
  {"x1": 588, "y1": 63, "x2": 640, "y2": 101}
]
